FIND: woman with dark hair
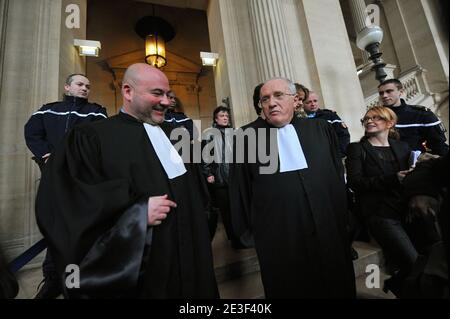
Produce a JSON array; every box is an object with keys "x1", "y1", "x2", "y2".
[
  {"x1": 202, "y1": 106, "x2": 242, "y2": 248},
  {"x1": 346, "y1": 106, "x2": 440, "y2": 297}
]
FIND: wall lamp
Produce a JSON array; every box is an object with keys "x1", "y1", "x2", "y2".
[
  {"x1": 200, "y1": 52, "x2": 219, "y2": 67},
  {"x1": 74, "y1": 39, "x2": 101, "y2": 57}
]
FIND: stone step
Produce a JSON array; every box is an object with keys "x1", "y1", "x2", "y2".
[
  {"x1": 218, "y1": 270, "x2": 264, "y2": 299},
  {"x1": 352, "y1": 240, "x2": 385, "y2": 278},
  {"x1": 14, "y1": 226, "x2": 392, "y2": 299},
  {"x1": 214, "y1": 234, "x2": 394, "y2": 299},
  {"x1": 211, "y1": 223, "x2": 259, "y2": 284}
]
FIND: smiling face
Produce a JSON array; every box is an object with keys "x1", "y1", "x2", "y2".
[
  {"x1": 260, "y1": 79, "x2": 297, "y2": 127},
  {"x1": 122, "y1": 64, "x2": 171, "y2": 125},
  {"x1": 362, "y1": 110, "x2": 395, "y2": 137}
]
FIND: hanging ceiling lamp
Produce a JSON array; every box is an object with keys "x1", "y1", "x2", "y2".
[{"x1": 134, "y1": 13, "x2": 175, "y2": 69}]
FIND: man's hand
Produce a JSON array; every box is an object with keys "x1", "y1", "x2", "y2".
[
  {"x1": 397, "y1": 168, "x2": 413, "y2": 183},
  {"x1": 405, "y1": 195, "x2": 439, "y2": 223},
  {"x1": 147, "y1": 194, "x2": 177, "y2": 226},
  {"x1": 42, "y1": 153, "x2": 51, "y2": 164},
  {"x1": 207, "y1": 175, "x2": 215, "y2": 184}
]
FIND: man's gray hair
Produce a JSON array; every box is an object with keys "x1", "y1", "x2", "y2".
[{"x1": 262, "y1": 77, "x2": 297, "y2": 95}]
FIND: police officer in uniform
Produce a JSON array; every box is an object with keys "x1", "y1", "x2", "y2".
[
  {"x1": 25, "y1": 74, "x2": 107, "y2": 167},
  {"x1": 378, "y1": 79, "x2": 448, "y2": 156},
  {"x1": 24, "y1": 73, "x2": 107, "y2": 298},
  {"x1": 303, "y1": 91, "x2": 350, "y2": 157}
]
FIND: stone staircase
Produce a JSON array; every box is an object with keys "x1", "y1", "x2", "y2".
[
  {"x1": 13, "y1": 223, "x2": 395, "y2": 299},
  {"x1": 213, "y1": 223, "x2": 395, "y2": 299}
]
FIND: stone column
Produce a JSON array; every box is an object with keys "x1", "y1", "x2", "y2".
[
  {"x1": 348, "y1": 0, "x2": 370, "y2": 63},
  {"x1": 381, "y1": 0, "x2": 448, "y2": 137},
  {"x1": 0, "y1": 0, "x2": 62, "y2": 260},
  {"x1": 248, "y1": 0, "x2": 294, "y2": 81},
  {"x1": 0, "y1": 0, "x2": 86, "y2": 263},
  {"x1": 301, "y1": 0, "x2": 366, "y2": 140},
  {"x1": 207, "y1": 0, "x2": 257, "y2": 128}
]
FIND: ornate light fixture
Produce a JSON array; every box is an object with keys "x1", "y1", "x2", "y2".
[
  {"x1": 134, "y1": 15, "x2": 175, "y2": 68},
  {"x1": 356, "y1": 25, "x2": 387, "y2": 83}
]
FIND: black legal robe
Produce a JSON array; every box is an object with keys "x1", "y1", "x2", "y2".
[
  {"x1": 230, "y1": 117, "x2": 356, "y2": 298},
  {"x1": 35, "y1": 112, "x2": 218, "y2": 299}
]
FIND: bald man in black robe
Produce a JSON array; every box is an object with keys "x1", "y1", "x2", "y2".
[
  {"x1": 35, "y1": 64, "x2": 218, "y2": 299},
  {"x1": 230, "y1": 78, "x2": 355, "y2": 298}
]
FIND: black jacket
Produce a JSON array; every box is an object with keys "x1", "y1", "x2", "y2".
[
  {"x1": 346, "y1": 138, "x2": 411, "y2": 219},
  {"x1": 202, "y1": 125, "x2": 232, "y2": 187},
  {"x1": 24, "y1": 95, "x2": 107, "y2": 158},
  {"x1": 307, "y1": 109, "x2": 350, "y2": 157},
  {"x1": 389, "y1": 99, "x2": 448, "y2": 155}
]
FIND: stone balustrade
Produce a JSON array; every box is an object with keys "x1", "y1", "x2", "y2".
[{"x1": 364, "y1": 65, "x2": 430, "y2": 109}]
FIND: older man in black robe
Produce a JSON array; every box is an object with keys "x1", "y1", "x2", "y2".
[
  {"x1": 230, "y1": 78, "x2": 355, "y2": 298},
  {"x1": 35, "y1": 63, "x2": 218, "y2": 299}
]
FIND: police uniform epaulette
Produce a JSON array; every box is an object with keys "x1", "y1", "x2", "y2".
[
  {"x1": 321, "y1": 108, "x2": 336, "y2": 113},
  {"x1": 410, "y1": 104, "x2": 430, "y2": 112}
]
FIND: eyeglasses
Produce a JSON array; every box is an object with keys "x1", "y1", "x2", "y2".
[
  {"x1": 260, "y1": 92, "x2": 296, "y2": 107},
  {"x1": 360, "y1": 115, "x2": 385, "y2": 124}
]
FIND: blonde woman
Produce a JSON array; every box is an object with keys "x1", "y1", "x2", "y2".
[{"x1": 345, "y1": 106, "x2": 440, "y2": 297}]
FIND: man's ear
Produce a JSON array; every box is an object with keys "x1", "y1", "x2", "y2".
[
  {"x1": 122, "y1": 83, "x2": 133, "y2": 101},
  {"x1": 64, "y1": 84, "x2": 70, "y2": 93}
]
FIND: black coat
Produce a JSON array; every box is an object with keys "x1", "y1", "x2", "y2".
[
  {"x1": 307, "y1": 109, "x2": 351, "y2": 157},
  {"x1": 36, "y1": 112, "x2": 218, "y2": 298},
  {"x1": 346, "y1": 138, "x2": 411, "y2": 219},
  {"x1": 201, "y1": 126, "x2": 231, "y2": 187},
  {"x1": 230, "y1": 117, "x2": 355, "y2": 298}
]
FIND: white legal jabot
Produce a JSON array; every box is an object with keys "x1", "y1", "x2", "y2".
[
  {"x1": 143, "y1": 123, "x2": 187, "y2": 179},
  {"x1": 277, "y1": 124, "x2": 308, "y2": 173}
]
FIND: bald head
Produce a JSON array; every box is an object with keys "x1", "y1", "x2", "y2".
[
  {"x1": 122, "y1": 63, "x2": 171, "y2": 125},
  {"x1": 123, "y1": 63, "x2": 167, "y2": 88}
]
